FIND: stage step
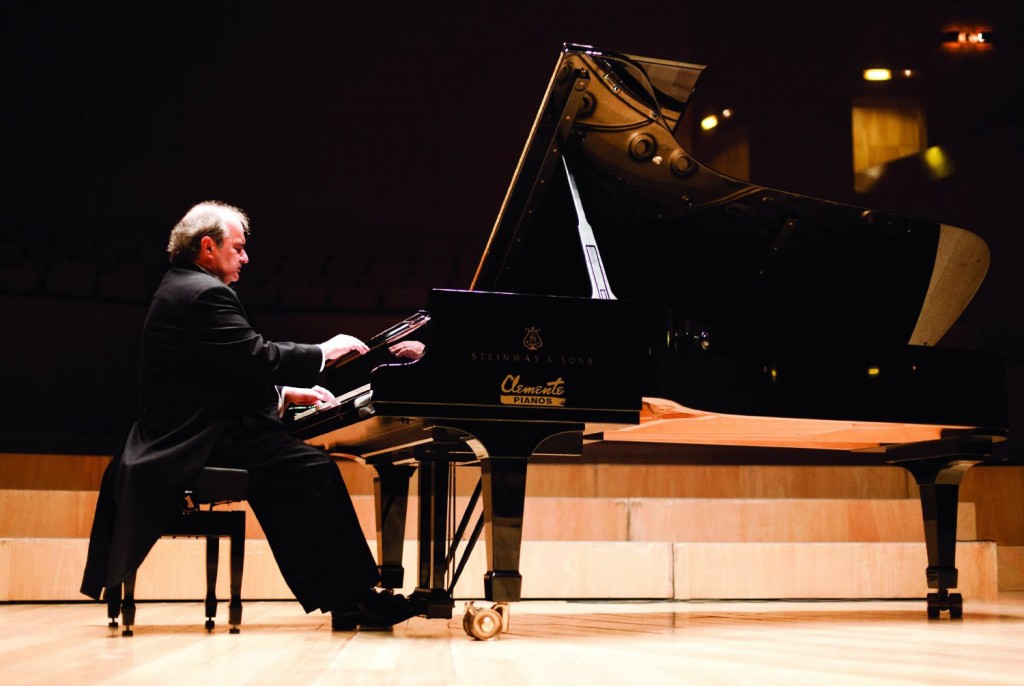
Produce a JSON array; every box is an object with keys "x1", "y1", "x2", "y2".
[{"x1": 0, "y1": 537, "x2": 1002, "y2": 602}]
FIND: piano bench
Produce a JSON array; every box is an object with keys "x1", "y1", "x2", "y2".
[{"x1": 104, "y1": 466, "x2": 249, "y2": 636}]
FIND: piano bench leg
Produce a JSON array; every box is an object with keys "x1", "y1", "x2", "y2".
[
  {"x1": 121, "y1": 571, "x2": 137, "y2": 636},
  {"x1": 105, "y1": 584, "x2": 122, "y2": 630},
  {"x1": 228, "y1": 513, "x2": 244, "y2": 634},
  {"x1": 204, "y1": 535, "x2": 219, "y2": 632}
]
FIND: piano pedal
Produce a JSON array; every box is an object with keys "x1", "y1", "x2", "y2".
[
  {"x1": 462, "y1": 601, "x2": 509, "y2": 640},
  {"x1": 926, "y1": 590, "x2": 963, "y2": 619}
]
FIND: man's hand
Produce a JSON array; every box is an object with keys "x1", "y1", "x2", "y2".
[
  {"x1": 319, "y1": 333, "x2": 369, "y2": 361},
  {"x1": 281, "y1": 385, "x2": 335, "y2": 408},
  {"x1": 389, "y1": 340, "x2": 425, "y2": 360}
]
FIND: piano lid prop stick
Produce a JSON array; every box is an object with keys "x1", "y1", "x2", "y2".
[{"x1": 562, "y1": 157, "x2": 616, "y2": 300}]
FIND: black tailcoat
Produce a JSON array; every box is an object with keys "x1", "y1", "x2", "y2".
[{"x1": 81, "y1": 263, "x2": 326, "y2": 600}]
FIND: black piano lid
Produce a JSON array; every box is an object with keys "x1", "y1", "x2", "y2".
[{"x1": 471, "y1": 43, "x2": 989, "y2": 349}]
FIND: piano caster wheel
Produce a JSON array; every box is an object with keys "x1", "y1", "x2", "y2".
[
  {"x1": 229, "y1": 626, "x2": 240, "y2": 634},
  {"x1": 205, "y1": 619, "x2": 215, "y2": 632},
  {"x1": 949, "y1": 593, "x2": 964, "y2": 619},
  {"x1": 122, "y1": 627, "x2": 134, "y2": 637},
  {"x1": 463, "y1": 601, "x2": 509, "y2": 641},
  {"x1": 926, "y1": 590, "x2": 963, "y2": 619}
]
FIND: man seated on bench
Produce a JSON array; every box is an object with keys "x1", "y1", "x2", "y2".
[{"x1": 81, "y1": 200, "x2": 423, "y2": 630}]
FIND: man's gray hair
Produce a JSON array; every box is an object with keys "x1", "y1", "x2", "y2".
[{"x1": 167, "y1": 200, "x2": 250, "y2": 265}]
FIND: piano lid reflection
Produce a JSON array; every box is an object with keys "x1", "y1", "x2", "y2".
[{"x1": 289, "y1": 43, "x2": 1013, "y2": 638}]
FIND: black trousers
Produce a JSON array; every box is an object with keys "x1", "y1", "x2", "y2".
[{"x1": 209, "y1": 414, "x2": 380, "y2": 613}]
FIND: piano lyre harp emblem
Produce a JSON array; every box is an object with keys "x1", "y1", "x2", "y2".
[{"x1": 522, "y1": 327, "x2": 543, "y2": 351}]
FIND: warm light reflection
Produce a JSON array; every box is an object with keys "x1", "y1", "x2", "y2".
[
  {"x1": 863, "y1": 69, "x2": 892, "y2": 81},
  {"x1": 942, "y1": 28, "x2": 995, "y2": 51},
  {"x1": 923, "y1": 146, "x2": 955, "y2": 179},
  {"x1": 700, "y1": 114, "x2": 718, "y2": 131},
  {"x1": 867, "y1": 367, "x2": 881, "y2": 377}
]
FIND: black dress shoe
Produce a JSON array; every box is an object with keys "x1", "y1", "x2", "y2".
[{"x1": 331, "y1": 590, "x2": 424, "y2": 631}]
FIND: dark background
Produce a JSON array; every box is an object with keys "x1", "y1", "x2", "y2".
[{"x1": 2, "y1": 1, "x2": 1023, "y2": 453}]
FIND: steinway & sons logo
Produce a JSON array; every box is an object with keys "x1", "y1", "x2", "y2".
[
  {"x1": 522, "y1": 326, "x2": 543, "y2": 351},
  {"x1": 468, "y1": 324, "x2": 593, "y2": 366}
]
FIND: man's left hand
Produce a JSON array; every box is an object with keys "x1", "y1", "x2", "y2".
[{"x1": 389, "y1": 340, "x2": 426, "y2": 360}]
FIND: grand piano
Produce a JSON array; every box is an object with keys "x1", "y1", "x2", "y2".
[{"x1": 289, "y1": 43, "x2": 1013, "y2": 639}]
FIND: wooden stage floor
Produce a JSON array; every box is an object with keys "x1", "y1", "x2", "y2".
[{"x1": 3, "y1": 596, "x2": 1024, "y2": 685}]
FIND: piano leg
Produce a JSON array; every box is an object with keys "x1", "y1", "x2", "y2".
[
  {"x1": 885, "y1": 433, "x2": 999, "y2": 619},
  {"x1": 902, "y1": 459, "x2": 978, "y2": 620},
  {"x1": 467, "y1": 421, "x2": 582, "y2": 604},
  {"x1": 480, "y1": 453, "x2": 529, "y2": 602},
  {"x1": 393, "y1": 421, "x2": 581, "y2": 637},
  {"x1": 414, "y1": 440, "x2": 458, "y2": 619},
  {"x1": 372, "y1": 462, "x2": 416, "y2": 591}
]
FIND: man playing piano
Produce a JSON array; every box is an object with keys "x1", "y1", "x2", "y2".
[{"x1": 81, "y1": 200, "x2": 422, "y2": 630}]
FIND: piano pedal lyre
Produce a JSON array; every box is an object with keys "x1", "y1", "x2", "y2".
[{"x1": 462, "y1": 601, "x2": 510, "y2": 640}]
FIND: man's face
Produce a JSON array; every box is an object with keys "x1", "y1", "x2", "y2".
[{"x1": 203, "y1": 221, "x2": 248, "y2": 285}]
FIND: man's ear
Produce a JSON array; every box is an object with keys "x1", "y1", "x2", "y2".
[{"x1": 200, "y1": 236, "x2": 215, "y2": 254}]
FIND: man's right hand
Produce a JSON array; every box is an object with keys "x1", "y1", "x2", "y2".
[{"x1": 319, "y1": 333, "x2": 370, "y2": 361}]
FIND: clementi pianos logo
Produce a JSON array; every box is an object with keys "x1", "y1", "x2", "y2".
[
  {"x1": 499, "y1": 374, "x2": 566, "y2": 406},
  {"x1": 522, "y1": 327, "x2": 543, "y2": 351}
]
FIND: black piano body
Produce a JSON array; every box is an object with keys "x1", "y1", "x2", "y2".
[
  {"x1": 290, "y1": 43, "x2": 1014, "y2": 636},
  {"x1": 289, "y1": 287, "x2": 657, "y2": 628}
]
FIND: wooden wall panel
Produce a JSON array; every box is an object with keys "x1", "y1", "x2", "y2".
[
  {"x1": 960, "y1": 467, "x2": 1024, "y2": 546},
  {"x1": 521, "y1": 541, "x2": 675, "y2": 599},
  {"x1": 675, "y1": 541, "x2": 998, "y2": 601},
  {"x1": 355, "y1": 495, "x2": 630, "y2": 542},
  {"x1": 0, "y1": 491, "x2": 979, "y2": 545},
  {"x1": 997, "y1": 547, "x2": 1024, "y2": 591},
  {"x1": 0, "y1": 454, "x2": 108, "y2": 490},
  {"x1": 3, "y1": 538, "x2": 89, "y2": 601},
  {"x1": 525, "y1": 464, "x2": 599, "y2": 498},
  {"x1": 0, "y1": 490, "x2": 99, "y2": 537},
  {"x1": 628, "y1": 499, "x2": 977, "y2": 543},
  {"x1": 1, "y1": 538, "x2": 1005, "y2": 602}
]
